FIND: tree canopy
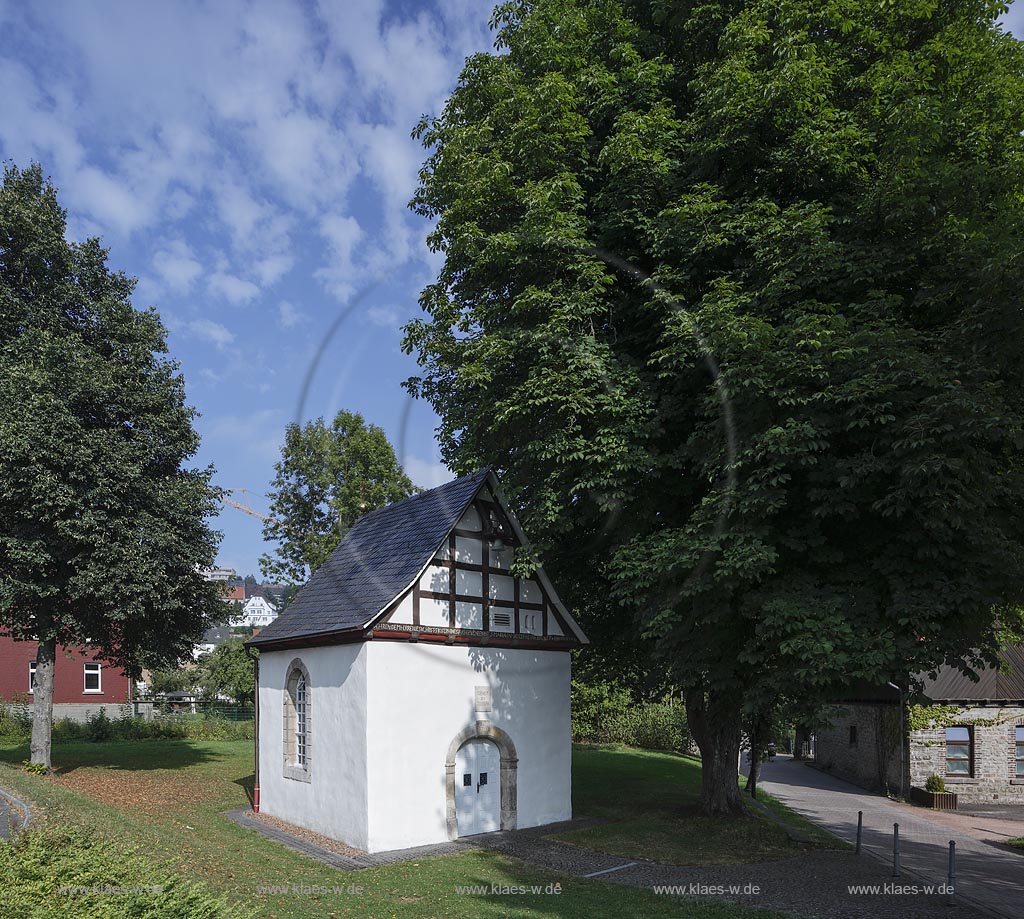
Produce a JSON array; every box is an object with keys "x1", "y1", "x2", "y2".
[
  {"x1": 197, "y1": 638, "x2": 255, "y2": 705},
  {"x1": 405, "y1": 0, "x2": 1024, "y2": 813},
  {"x1": 259, "y1": 409, "x2": 416, "y2": 584},
  {"x1": 0, "y1": 163, "x2": 224, "y2": 767}
]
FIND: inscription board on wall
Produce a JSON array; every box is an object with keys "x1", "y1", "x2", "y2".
[{"x1": 474, "y1": 685, "x2": 492, "y2": 712}]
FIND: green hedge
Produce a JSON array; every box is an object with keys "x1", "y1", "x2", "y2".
[
  {"x1": 0, "y1": 703, "x2": 253, "y2": 744},
  {"x1": 0, "y1": 824, "x2": 254, "y2": 919},
  {"x1": 571, "y1": 680, "x2": 693, "y2": 754}
]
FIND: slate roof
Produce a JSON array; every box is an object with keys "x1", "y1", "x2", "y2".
[
  {"x1": 202, "y1": 624, "x2": 234, "y2": 645},
  {"x1": 247, "y1": 469, "x2": 490, "y2": 648},
  {"x1": 920, "y1": 644, "x2": 1024, "y2": 702}
]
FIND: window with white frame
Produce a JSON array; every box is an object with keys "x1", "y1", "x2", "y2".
[
  {"x1": 283, "y1": 663, "x2": 311, "y2": 781},
  {"x1": 295, "y1": 673, "x2": 307, "y2": 765},
  {"x1": 84, "y1": 663, "x2": 101, "y2": 693},
  {"x1": 1016, "y1": 726, "x2": 1024, "y2": 778},
  {"x1": 29, "y1": 661, "x2": 36, "y2": 693},
  {"x1": 945, "y1": 726, "x2": 973, "y2": 776}
]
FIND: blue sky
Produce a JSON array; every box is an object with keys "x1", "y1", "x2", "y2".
[
  {"x1": 0, "y1": 0, "x2": 498, "y2": 576},
  {"x1": 2, "y1": 2, "x2": 1022, "y2": 577}
]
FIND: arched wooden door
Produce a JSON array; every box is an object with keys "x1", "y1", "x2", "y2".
[{"x1": 454, "y1": 738, "x2": 501, "y2": 836}]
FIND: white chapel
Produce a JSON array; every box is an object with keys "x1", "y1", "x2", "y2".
[{"x1": 246, "y1": 468, "x2": 588, "y2": 853}]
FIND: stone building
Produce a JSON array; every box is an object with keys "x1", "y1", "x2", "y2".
[
  {"x1": 246, "y1": 469, "x2": 588, "y2": 853},
  {"x1": 815, "y1": 646, "x2": 1024, "y2": 805}
]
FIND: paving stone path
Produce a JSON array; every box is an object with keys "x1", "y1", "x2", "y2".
[
  {"x1": 0, "y1": 796, "x2": 12, "y2": 840},
  {"x1": 0, "y1": 785, "x2": 27, "y2": 840},
  {"x1": 228, "y1": 807, "x2": 993, "y2": 918}
]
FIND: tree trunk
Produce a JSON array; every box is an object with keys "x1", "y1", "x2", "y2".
[
  {"x1": 745, "y1": 720, "x2": 763, "y2": 800},
  {"x1": 793, "y1": 726, "x2": 807, "y2": 760},
  {"x1": 686, "y1": 687, "x2": 744, "y2": 817},
  {"x1": 30, "y1": 636, "x2": 56, "y2": 771}
]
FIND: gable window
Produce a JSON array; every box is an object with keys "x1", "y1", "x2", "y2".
[
  {"x1": 1016, "y1": 727, "x2": 1024, "y2": 777},
  {"x1": 283, "y1": 662, "x2": 311, "y2": 782},
  {"x1": 28, "y1": 661, "x2": 36, "y2": 693},
  {"x1": 945, "y1": 726, "x2": 972, "y2": 776},
  {"x1": 84, "y1": 663, "x2": 102, "y2": 693}
]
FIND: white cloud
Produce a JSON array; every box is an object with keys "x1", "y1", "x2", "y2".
[
  {"x1": 205, "y1": 407, "x2": 286, "y2": 463},
  {"x1": 1, "y1": 0, "x2": 497, "y2": 345},
  {"x1": 316, "y1": 214, "x2": 365, "y2": 300},
  {"x1": 254, "y1": 253, "x2": 294, "y2": 286},
  {"x1": 187, "y1": 318, "x2": 235, "y2": 350},
  {"x1": 405, "y1": 456, "x2": 451, "y2": 490},
  {"x1": 278, "y1": 300, "x2": 303, "y2": 329},
  {"x1": 152, "y1": 239, "x2": 202, "y2": 293},
  {"x1": 366, "y1": 305, "x2": 403, "y2": 329},
  {"x1": 209, "y1": 271, "x2": 260, "y2": 305}
]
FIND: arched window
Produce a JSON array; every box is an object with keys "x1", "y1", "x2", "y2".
[{"x1": 283, "y1": 661, "x2": 311, "y2": 782}]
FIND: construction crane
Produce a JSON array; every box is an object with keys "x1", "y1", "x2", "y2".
[{"x1": 220, "y1": 488, "x2": 287, "y2": 529}]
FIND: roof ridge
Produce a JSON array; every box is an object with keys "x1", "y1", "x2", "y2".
[
  {"x1": 246, "y1": 468, "x2": 491, "y2": 647},
  {"x1": 348, "y1": 467, "x2": 489, "y2": 529}
]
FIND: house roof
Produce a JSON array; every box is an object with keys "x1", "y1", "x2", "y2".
[
  {"x1": 202, "y1": 624, "x2": 234, "y2": 645},
  {"x1": 247, "y1": 469, "x2": 492, "y2": 648},
  {"x1": 920, "y1": 645, "x2": 1024, "y2": 702}
]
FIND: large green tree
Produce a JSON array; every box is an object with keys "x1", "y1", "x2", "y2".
[
  {"x1": 0, "y1": 164, "x2": 224, "y2": 769},
  {"x1": 259, "y1": 410, "x2": 415, "y2": 584},
  {"x1": 197, "y1": 638, "x2": 255, "y2": 705},
  {"x1": 405, "y1": 0, "x2": 1024, "y2": 814}
]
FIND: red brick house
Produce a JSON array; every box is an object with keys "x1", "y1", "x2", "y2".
[{"x1": 0, "y1": 636, "x2": 133, "y2": 715}]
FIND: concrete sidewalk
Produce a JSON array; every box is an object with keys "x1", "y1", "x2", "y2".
[{"x1": 753, "y1": 756, "x2": 1024, "y2": 919}]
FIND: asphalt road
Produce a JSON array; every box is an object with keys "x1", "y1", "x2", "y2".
[{"x1": 755, "y1": 756, "x2": 1024, "y2": 919}]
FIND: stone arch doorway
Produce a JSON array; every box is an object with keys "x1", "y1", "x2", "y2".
[{"x1": 445, "y1": 721, "x2": 517, "y2": 839}]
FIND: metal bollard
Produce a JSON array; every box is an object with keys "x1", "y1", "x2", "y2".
[
  {"x1": 947, "y1": 840, "x2": 956, "y2": 905},
  {"x1": 856, "y1": 810, "x2": 863, "y2": 855},
  {"x1": 892, "y1": 823, "x2": 901, "y2": 878}
]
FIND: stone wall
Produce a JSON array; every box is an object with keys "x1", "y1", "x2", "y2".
[
  {"x1": 909, "y1": 705, "x2": 1024, "y2": 805},
  {"x1": 814, "y1": 703, "x2": 905, "y2": 795}
]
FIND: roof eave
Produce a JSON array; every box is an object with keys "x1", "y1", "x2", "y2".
[{"x1": 244, "y1": 627, "x2": 369, "y2": 653}]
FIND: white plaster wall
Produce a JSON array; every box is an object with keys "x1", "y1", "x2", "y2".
[
  {"x1": 258, "y1": 644, "x2": 369, "y2": 850},
  {"x1": 364, "y1": 642, "x2": 572, "y2": 852}
]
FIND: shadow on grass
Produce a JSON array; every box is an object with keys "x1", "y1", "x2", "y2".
[
  {"x1": 0, "y1": 738, "x2": 224, "y2": 774},
  {"x1": 235, "y1": 772, "x2": 255, "y2": 806}
]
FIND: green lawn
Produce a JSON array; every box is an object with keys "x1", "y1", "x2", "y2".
[
  {"x1": 557, "y1": 744, "x2": 842, "y2": 864},
  {"x1": 1009, "y1": 837, "x2": 1024, "y2": 850},
  {"x1": 0, "y1": 737, "x2": 795, "y2": 919}
]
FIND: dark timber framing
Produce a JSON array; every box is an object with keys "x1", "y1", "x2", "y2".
[
  {"x1": 247, "y1": 469, "x2": 586, "y2": 655},
  {"x1": 377, "y1": 483, "x2": 577, "y2": 641}
]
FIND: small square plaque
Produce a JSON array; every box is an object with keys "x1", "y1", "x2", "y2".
[{"x1": 474, "y1": 685, "x2": 492, "y2": 712}]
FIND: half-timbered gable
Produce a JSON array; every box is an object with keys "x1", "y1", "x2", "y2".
[{"x1": 248, "y1": 468, "x2": 586, "y2": 652}]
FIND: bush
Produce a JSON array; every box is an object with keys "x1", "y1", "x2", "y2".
[
  {"x1": 0, "y1": 823, "x2": 255, "y2": 919},
  {"x1": 0, "y1": 704, "x2": 254, "y2": 746},
  {"x1": 924, "y1": 774, "x2": 947, "y2": 794},
  {"x1": 571, "y1": 679, "x2": 633, "y2": 742},
  {"x1": 572, "y1": 680, "x2": 693, "y2": 754},
  {"x1": 86, "y1": 709, "x2": 113, "y2": 742},
  {"x1": 0, "y1": 698, "x2": 32, "y2": 741}
]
